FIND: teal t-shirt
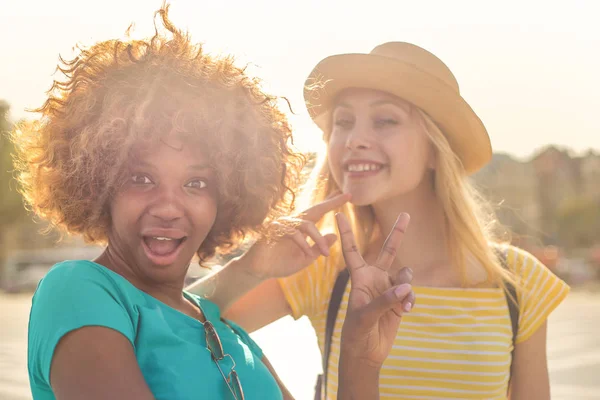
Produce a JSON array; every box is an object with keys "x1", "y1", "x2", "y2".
[{"x1": 27, "y1": 260, "x2": 283, "y2": 400}]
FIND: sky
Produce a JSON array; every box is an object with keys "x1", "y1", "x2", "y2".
[{"x1": 1, "y1": 0, "x2": 599, "y2": 160}]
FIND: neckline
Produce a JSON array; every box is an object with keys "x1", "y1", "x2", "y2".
[
  {"x1": 77, "y1": 259, "x2": 211, "y2": 326},
  {"x1": 412, "y1": 285, "x2": 505, "y2": 297}
]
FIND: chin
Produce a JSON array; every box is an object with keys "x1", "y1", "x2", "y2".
[{"x1": 347, "y1": 192, "x2": 379, "y2": 207}]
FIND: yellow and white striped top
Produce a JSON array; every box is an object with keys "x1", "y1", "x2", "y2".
[{"x1": 278, "y1": 245, "x2": 569, "y2": 399}]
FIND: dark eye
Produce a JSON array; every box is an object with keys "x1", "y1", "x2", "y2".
[
  {"x1": 185, "y1": 179, "x2": 208, "y2": 189},
  {"x1": 131, "y1": 175, "x2": 152, "y2": 185}
]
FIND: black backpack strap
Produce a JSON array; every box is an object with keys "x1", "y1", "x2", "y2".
[
  {"x1": 317, "y1": 268, "x2": 350, "y2": 400},
  {"x1": 496, "y1": 248, "x2": 519, "y2": 389}
]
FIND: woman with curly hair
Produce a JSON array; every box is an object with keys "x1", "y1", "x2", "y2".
[{"x1": 13, "y1": 5, "x2": 415, "y2": 400}]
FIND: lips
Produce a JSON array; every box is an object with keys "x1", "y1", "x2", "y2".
[{"x1": 140, "y1": 229, "x2": 188, "y2": 266}]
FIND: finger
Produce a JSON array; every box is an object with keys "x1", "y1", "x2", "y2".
[
  {"x1": 307, "y1": 233, "x2": 338, "y2": 258},
  {"x1": 297, "y1": 221, "x2": 331, "y2": 256},
  {"x1": 289, "y1": 230, "x2": 315, "y2": 258},
  {"x1": 325, "y1": 190, "x2": 342, "y2": 200},
  {"x1": 335, "y1": 212, "x2": 366, "y2": 271},
  {"x1": 302, "y1": 193, "x2": 351, "y2": 222},
  {"x1": 355, "y1": 283, "x2": 412, "y2": 327},
  {"x1": 375, "y1": 213, "x2": 410, "y2": 271},
  {"x1": 391, "y1": 267, "x2": 413, "y2": 286},
  {"x1": 403, "y1": 290, "x2": 416, "y2": 313}
]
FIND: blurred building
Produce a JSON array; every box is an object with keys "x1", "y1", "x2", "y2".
[{"x1": 474, "y1": 146, "x2": 600, "y2": 251}]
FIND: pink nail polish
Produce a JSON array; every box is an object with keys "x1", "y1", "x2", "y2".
[{"x1": 404, "y1": 302, "x2": 412, "y2": 312}]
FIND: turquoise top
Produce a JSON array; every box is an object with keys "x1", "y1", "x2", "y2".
[{"x1": 27, "y1": 260, "x2": 282, "y2": 400}]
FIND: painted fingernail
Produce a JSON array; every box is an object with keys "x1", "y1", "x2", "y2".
[{"x1": 404, "y1": 302, "x2": 413, "y2": 312}]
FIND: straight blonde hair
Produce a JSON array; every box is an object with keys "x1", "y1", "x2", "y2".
[{"x1": 301, "y1": 104, "x2": 518, "y2": 294}]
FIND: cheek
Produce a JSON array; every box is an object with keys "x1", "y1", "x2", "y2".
[
  {"x1": 190, "y1": 197, "x2": 218, "y2": 234},
  {"x1": 109, "y1": 195, "x2": 137, "y2": 226},
  {"x1": 327, "y1": 138, "x2": 345, "y2": 178}
]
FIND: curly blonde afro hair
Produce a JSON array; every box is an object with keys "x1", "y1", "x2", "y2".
[{"x1": 11, "y1": 4, "x2": 304, "y2": 261}]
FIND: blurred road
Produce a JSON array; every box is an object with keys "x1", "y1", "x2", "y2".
[{"x1": 2, "y1": 290, "x2": 599, "y2": 400}]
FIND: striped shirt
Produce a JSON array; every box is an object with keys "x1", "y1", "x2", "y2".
[{"x1": 278, "y1": 245, "x2": 569, "y2": 399}]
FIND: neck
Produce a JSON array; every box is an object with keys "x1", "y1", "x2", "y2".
[
  {"x1": 95, "y1": 246, "x2": 187, "y2": 309},
  {"x1": 371, "y1": 175, "x2": 449, "y2": 271}
]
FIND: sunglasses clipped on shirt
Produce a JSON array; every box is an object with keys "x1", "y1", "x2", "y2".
[{"x1": 203, "y1": 320, "x2": 245, "y2": 400}]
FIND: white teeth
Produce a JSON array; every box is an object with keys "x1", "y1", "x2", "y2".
[
  {"x1": 153, "y1": 237, "x2": 173, "y2": 241},
  {"x1": 347, "y1": 163, "x2": 381, "y2": 172}
]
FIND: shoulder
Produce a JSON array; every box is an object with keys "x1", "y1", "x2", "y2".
[
  {"x1": 39, "y1": 259, "x2": 118, "y2": 286},
  {"x1": 499, "y1": 246, "x2": 570, "y2": 343},
  {"x1": 493, "y1": 244, "x2": 544, "y2": 275},
  {"x1": 501, "y1": 245, "x2": 555, "y2": 282},
  {"x1": 28, "y1": 260, "x2": 139, "y2": 387},
  {"x1": 34, "y1": 260, "x2": 135, "y2": 304}
]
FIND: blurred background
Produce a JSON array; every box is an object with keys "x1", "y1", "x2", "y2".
[{"x1": 1, "y1": 0, "x2": 599, "y2": 399}]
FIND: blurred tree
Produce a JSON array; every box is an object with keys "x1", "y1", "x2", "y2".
[
  {"x1": 0, "y1": 100, "x2": 26, "y2": 225},
  {"x1": 0, "y1": 100, "x2": 28, "y2": 288},
  {"x1": 555, "y1": 196, "x2": 600, "y2": 250}
]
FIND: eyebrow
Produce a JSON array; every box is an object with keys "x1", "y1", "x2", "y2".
[
  {"x1": 369, "y1": 99, "x2": 411, "y2": 112},
  {"x1": 333, "y1": 99, "x2": 411, "y2": 113}
]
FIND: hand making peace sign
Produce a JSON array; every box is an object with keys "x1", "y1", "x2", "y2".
[{"x1": 336, "y1": 212, "x2": 416, "y2": 368}]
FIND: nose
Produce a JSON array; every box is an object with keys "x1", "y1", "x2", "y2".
[
  {"x1": 345, "y1": 129, "x2": 372, "y2": 151},
  {"x1": 148, "y1": 185, "x2": 184, "y2": 222}
]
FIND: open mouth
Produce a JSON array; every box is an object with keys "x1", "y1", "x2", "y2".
[{"x1": 142, "y1": 236, "x2": 187, "y2": 261}]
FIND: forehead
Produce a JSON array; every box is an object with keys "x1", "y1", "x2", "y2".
[
  {"x1": 129, "y1": 135, "x2": 208, "y2": 165},
  {"x1": 333, "y1": 88, "x2": 412, "y2": 112}
]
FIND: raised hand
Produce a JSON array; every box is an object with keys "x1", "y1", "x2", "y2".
[
  {"x1": 336, "y1": 212, "x2": 415, "y2": 368},
  {"x1": 241, "y1": 193, "x2": 351, "y2": 280}
]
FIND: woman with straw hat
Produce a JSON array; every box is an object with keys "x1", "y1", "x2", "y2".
[{"x1": 190, "y1": 42, "x2": 569, "y2": 399}]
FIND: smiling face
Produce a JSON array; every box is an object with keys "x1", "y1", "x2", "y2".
[
  {"x1": 107, "y1": 137, "x2": 218, "y2": 285},
  {"x1": 327, "y1": 88, "x2": 436, "y2": 206}
]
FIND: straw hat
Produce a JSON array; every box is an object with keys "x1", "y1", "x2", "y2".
[{"x1": 304, "y1": 42, "x2": 492, "y2": 174}]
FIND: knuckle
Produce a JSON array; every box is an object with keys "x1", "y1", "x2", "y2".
[{"x1": 383, "y1": 246, "x2": 396, "y2": 257}]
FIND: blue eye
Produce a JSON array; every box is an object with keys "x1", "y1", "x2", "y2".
[
  {"x1": 374, "y1": 118, "x2": 399, "y2": 127},
  {"x1": 131, "y1": 175, "x2": 152, "y2": 185},
  {"x1": 334, "y1": 118, "x2": 354, "y2": 129},
  {"x1": 185, "y1": 179, "x2": 208, "y2": 189}
]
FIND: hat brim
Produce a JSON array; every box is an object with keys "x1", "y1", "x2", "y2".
[{"x1": 304, "y1": 53, "x2": 492, "y2": 174}]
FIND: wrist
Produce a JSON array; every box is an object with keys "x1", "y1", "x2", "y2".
[
  {"x1": 338, "y1": 352, "x2": 381, "y2": 400},
  {"x1": 339, "y1": 352, "x2": 382, "y2": 375},
  {"x1": 228, "y1": 251, "x2": 267, "y2": 283}
]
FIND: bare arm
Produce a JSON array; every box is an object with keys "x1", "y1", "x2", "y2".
[
  {"x1": 509, "y1": 322, "x2": 551, "y2": 400},
  {"x1": 50, "y1": 327, "x2": 154, "y2": 400},
  {"x1": 187, "y1": 193, "x2": 350, "y2": 322},
  {"x1": 186, "y1": 253, "x2": 267, "y2": 317},
  {"x1": 223, "y1": 278, "x2": 291, "y2": 332}
]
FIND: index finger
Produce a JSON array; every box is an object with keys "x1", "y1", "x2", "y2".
[
  {"x1": 302, "y1": 192, "x2": 351, "y2": 222},
  {"x1": 335, "y1": 212, "x2": 366, "y2": 271},
  {"x1": 375, "y1": 213, "x2": 410, "y2": 270}
]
